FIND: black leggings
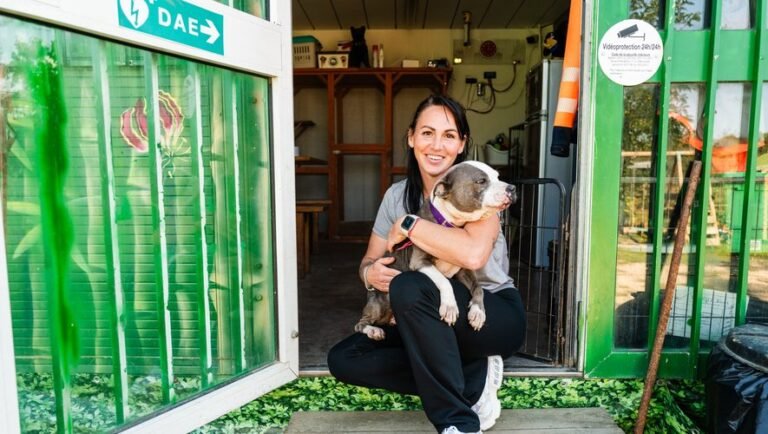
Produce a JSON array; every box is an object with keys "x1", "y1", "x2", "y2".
[{"x1": 327, "y1": 271, "x2": 526, "y2": 433}]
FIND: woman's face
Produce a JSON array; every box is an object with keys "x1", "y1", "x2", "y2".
[{"x1": 407, "y1": 105, "x2": 466, "y2": 181}]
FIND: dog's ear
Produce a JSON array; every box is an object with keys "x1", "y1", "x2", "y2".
[{"x1": 433, "y1": 179, "x2": 450, "y2": 199}]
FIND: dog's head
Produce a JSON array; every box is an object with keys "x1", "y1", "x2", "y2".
[{"x1": 432, "y1": 161, "x2": 516, "y2": 225}]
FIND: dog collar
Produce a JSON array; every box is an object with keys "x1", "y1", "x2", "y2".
[{"x1": 429, "y1": 201, "x2": 455, "y2": 228}]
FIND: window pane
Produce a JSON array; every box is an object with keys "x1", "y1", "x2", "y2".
[
  {"x1": 237, "y1": 74, "x2": 276, "y2": 367},
  {"x1": 156, "y1": 55, "x2": 204, "y2": 401},
  {"x1": 106, "y1": 43, "x2": 168, "y2": 420},
  {"x1": 2, "y1": 17, "x2": 67, "y2": 432},
  {"x1": 234, "y1": 0, "x2": 268, "y2": 18},
  {"x1": 722, "y1": 0, "x2": 752, "y2": 29},
  {"x1": 746, "y1": 83, "x2": 768, "y2": 324},
  {"x1": 630, "y1": 0, "x2": 664, "y2": 28},
  {"x1": 662, "y1": 83, "x2": 705, "y2": 349},
  {"x1": 698, "y1": 83, "x2": 752, "y2": 346},
  {"x1": 676, "y1": 0, "x2": 709, "y2": 30},
  {"x1": 614, "y1": 84, "x2": 660, "y2": 349}
]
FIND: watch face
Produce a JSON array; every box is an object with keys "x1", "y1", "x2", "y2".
[{"x1": 402, "y1": 215, "x2": 416, "y2": 231}]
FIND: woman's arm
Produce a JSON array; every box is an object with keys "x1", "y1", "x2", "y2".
[
  {"x1": 387, "y1": 213, "x2": 500, "y2": 271},
  {"x1": 359, "y1": 233, "x2": 401, "y2": 293}
]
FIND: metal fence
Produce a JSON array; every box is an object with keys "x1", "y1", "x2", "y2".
[{"x1": 503, "y1": 178, "x2": 570, "y2": 366}]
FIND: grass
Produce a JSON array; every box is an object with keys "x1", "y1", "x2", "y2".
[
  {"x1": 194, "y1": 377, "x2": 706, "y2": 433},
  {"x1": 13, "y1": 373, "x2": 706, "y2": 433}
]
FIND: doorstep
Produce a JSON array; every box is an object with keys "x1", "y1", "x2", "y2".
[{"x1": 285, "y1": 408, "x2": 623, "y2": 433}]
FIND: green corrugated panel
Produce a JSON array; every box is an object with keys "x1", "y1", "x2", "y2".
[{"x1": 92, "y1": 38, "x2": 130, "y2": 423}]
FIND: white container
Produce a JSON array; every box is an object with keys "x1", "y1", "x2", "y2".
[
  {"x1": 293, "y1": 36, "x2": 321, "y2": 68},
  {"x1": 483, "y1": 144, "x2": 509, "y2": 166},
  {"x1": 372, "y1": 45, "x2": 379, "y2": 68}
]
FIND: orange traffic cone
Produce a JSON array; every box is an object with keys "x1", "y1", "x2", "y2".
[{"x1": 551, "y1": 0, "x2": 582, "y2": 158}]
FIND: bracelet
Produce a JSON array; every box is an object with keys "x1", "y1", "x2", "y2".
[{"x1": 362, "y1": 264, "x2": 375, "y2": 292}]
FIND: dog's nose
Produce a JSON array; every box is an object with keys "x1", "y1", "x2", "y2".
[
  {"x1": 505, "y1": 184, "x2": 517, "y2": 203},
  {"x1": 505, "y1": 184, "x2": 516, "y2": 197}
]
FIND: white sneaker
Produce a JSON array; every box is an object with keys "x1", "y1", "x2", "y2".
[
  {"x1": 471, "y1": 355, "x2": 503, "y2": 431},
  {"x1": 441, "y1": 426, "x2": 482, "y2": 434}
]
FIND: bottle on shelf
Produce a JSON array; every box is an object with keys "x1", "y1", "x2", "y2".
[
  {"x1": 371, "y1": 44, "x2": 379, "y2": 69},
  {"x1": 378, "y1": 44, "x2": 384, "y2": 68}
]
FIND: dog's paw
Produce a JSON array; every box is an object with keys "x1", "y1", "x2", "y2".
[
  {"x1": 439, "y1": 302, "x2": 459, "y2": 326},
  {"x1": 467, "y1": 303, "x2": 486, "y2": 330},
  {"x1": 363, "y1": 325, "x2": 386, "y2": 340}
]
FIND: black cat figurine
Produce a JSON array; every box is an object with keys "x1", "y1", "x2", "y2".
[{"x1": 349, "y1": 26, "x2": 370, "y2": 68}]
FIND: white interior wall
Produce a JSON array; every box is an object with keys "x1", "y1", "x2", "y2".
[{"x1": 293, "y1": 28, "x2": 545, "y2": 221}]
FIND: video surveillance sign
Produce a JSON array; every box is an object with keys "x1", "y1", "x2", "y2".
[
  {"x1": 598, "y1": 19, "x2": 663, "y2": 86},
  {"x1": 118, "y1": 0, "x2": 224, "y2": 55}
]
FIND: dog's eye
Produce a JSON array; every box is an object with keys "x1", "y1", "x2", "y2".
[{"x1": 475, "y1": 178, "x2": 487, "y2": 184}]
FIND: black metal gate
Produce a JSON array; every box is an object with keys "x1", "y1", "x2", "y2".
[{"x1": 503, "y1": 178, "x2": 571, "y2": 366}]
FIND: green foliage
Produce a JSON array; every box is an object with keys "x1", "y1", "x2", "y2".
[
  {"x1": 196, "y1": 377, "x2": 706, "y2": 434},
  {"x1": 15, "y1": 374, "x2": 706, "y2": 433},
  {"x1": 193, "y1": 377, "x2": 423, "y2": 433}
]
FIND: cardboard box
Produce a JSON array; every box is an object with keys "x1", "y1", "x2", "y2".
[
  {"x1": 318, "y1": 51, "x2": 349, "y2": 69},
  {"x1": 401, "y1": 59, "x2": 420, "y2": 68}
]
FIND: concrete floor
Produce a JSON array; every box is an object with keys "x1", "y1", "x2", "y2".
[{"x1": 297, "y1": 241, "x2": 567, "y2": 373}]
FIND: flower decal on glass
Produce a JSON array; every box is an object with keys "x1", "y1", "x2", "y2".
[{"x1": 119, "y1": 90, "x2": 189, "y2": 177}]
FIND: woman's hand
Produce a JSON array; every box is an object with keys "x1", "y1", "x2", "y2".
[
  {"x1": 366, "y1": 256, "x2": 400, "y2": 292},
  {"x1": 386, "y1": 215, "x2": 408, "y2": 252}
]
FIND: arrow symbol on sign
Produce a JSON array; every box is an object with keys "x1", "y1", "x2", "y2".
[{"x1": 201, "y1": 19, "x2": 220, "y2": 44}]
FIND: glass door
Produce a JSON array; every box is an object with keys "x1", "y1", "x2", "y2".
[
  {"x1": 585, "y1": 0, "x2": 768, "y2": 378},
  {"x1": 0, "y1": 1, "x2": 298, "y2": 432}
]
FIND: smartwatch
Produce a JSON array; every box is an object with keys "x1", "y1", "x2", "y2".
[{"x1": 400, "y1": 214, "x2": 420, "y2": 237}]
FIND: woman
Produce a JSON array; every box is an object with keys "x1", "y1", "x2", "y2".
[{"x1": 327, "y1": 94, "x2": 526, "y2": 434}]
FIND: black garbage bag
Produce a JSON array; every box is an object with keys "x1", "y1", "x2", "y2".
[{"x1": 706, "y1": 323, "x2": 768, "y2": 434}]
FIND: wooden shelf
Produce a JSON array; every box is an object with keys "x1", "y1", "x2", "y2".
[
  {"x1": 294, "y1": 67, "x2": 451, "y2": 93},
  {"x1": 294, "y1": 67, "x2": 451, "y2": 238},
  {"x1": 295, "y1": 165, "x2": 329, "y2": 175},
  {"x1": 295, "y1": 155, "x2": 328, "y2": 175},
  {"x1": 295, "y1": 155, "x2": 327, "y2": 164}
]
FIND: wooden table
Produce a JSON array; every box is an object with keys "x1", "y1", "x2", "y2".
[{"x1": 296, "y1": 199, "x2": 332, "y2": 278}]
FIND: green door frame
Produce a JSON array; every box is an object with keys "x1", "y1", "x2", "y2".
[{"x1": 585, "y1": 0, "x2": 768, "y2": 378}]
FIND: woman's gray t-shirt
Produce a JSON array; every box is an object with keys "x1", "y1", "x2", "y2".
[{"x1": 372, "y1": 179, "x2": 515, "y2": 293}]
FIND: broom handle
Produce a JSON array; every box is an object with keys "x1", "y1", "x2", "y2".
[{"x1": 634, "y1": 160, "x2": 702, "y2": 434}]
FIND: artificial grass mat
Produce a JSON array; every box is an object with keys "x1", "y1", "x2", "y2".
[{"x1": 195, "y1": 377, "x2": 706, "y2": 433}]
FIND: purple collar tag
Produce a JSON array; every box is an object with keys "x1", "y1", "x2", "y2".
[{"x1": 429, "y1": 201, "x2": 455, "y2": 228}]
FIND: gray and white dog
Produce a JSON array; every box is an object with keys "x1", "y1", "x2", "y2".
[{"x1": 355, "y1": 161, "x2": 517, "y2": 340}]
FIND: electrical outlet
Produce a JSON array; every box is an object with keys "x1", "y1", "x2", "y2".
[
  {"x1": 483, "y1": 71, "x2": 496, "y2": 79},
  {"x1": 465, "y1": 76, "x2": 478, "y2": 84}
]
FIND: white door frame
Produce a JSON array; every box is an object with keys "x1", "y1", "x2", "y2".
[{"x1": 0, "y1": 1, "x2": 298, "y2": 432}]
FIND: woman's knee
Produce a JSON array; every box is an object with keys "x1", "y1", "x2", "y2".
[
  {"x1": 389, "y1": 271, "x2": 436, "y2": 313},
  {"x1": 327, "y1": 337, "x2": 360, "y2": 382}
]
